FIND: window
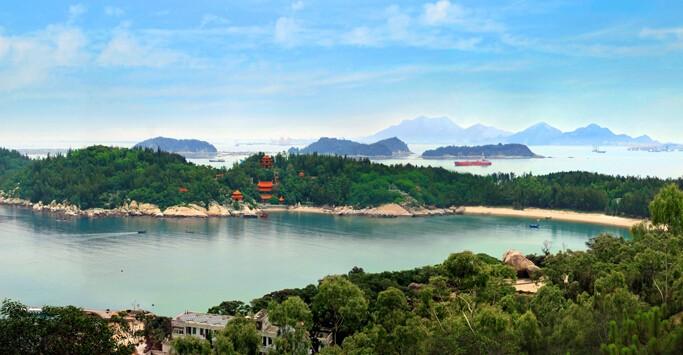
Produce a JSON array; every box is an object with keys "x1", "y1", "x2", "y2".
[
  {"x1": 193, "y1": 327, "x2": 197, "y2": 335},
  {"x1": 186, "y1": 327, "x2": 191, "y2": 335},
  {"x1": 262, "y1": 336, "x2": 267, "y2": 346}
]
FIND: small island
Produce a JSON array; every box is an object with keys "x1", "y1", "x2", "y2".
[
  {"x1": 422, "y1": 143, "x2": 541, "y2": 159},
  {"x1": 133, "y1": 137, "x2": 218, "y2": 158},
  {"x1": 289, "y1": 137, "x2": 411, "y2": 158}
]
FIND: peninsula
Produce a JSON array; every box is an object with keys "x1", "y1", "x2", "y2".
[{"x1": 0, "y1": 145, "x2": 671, "y2": 222}]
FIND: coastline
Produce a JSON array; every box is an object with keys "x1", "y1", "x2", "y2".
[
  {"x1": 462, "y1": 206, "x2": 643, "y2": 229},
  {"x1": 0, "y1": 192, "x2": 644, "y2": 228}
]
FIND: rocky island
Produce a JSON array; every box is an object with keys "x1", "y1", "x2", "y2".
[
  {"x1": 422, "y1": 143, "x2": 541, "y2": 159},
  {"x1": 133, "y1": 137, "x2": 218, "y2": 158},
  {"x1": 289, "y1": 137, "x2": 411, "y2": 157}
]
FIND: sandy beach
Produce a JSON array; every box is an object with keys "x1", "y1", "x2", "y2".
[{"x1": 463, "y1": 206, "x2": 643, "y2": 229}]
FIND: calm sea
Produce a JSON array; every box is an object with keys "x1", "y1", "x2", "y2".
[{"x1": 0, "y1": 205, "x2": 628, "y2": 316}]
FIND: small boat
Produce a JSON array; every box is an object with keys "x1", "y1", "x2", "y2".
[
  {"x1": 528, "y1": 224, "x2": 540, "y2": 229},
  {"x1": 592, "y1": 145, "x2": 606, "y2": 154},
  {"x1": 209, "y1": 159, "x2": 226, "y2": 162},
  {"x1": 137, "y1": 230, "x2": 147, "y2": 234},
  {"x1": 260, "y1": 213, "x2": 269, "y2": 219}
]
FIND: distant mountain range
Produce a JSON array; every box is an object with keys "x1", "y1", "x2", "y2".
[
  {"x1": 133, "y1": 137, "x2": 218, "y2": 158},
  {"x1": 365, "y1": 117, "x2": 658, "y2": 146},
  {"x1": 290, "y1": 137, "x2": 411, "y2": 157},
  {"x1": 422, "y1": 143, "x2": 540, "y2": 159}
]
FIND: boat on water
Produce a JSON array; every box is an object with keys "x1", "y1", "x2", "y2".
[
  {"x1": 137, "y1": 230, "x2": 147, "y2": 234},
  {"x1": 209, "y1": 159, "x2": 226, "y2": 162},
  {"x1": 592, "y1": 145, "x2": 606, "y2": 154},
  {"x1": 454, "y1": 159, "x2": 492, "y2": 167},
  {"x1": 528, "y1": 224, "x2": 540, "y2": 229}
]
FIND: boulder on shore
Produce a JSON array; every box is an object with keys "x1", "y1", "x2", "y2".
[
  {"x1": 163, "y1": 204, "x2": 208, "y2": 218},
  {"x1": 502, "y1": 250, "x2": 541, "y2": 278},
  {"x1": 207, "y1": 201, "x2": 231, "y2": 217}
]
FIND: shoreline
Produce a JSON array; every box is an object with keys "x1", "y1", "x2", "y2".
[
  {"x1": 0, "y1": 193, "x2": 644, "y2": 228},
  {"x1": 462, "y1": 206, "x2": 643, "y2": 229}
]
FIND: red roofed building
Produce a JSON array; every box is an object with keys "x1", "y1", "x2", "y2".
[
  {"x1": 260, "y1": 155, "x2": 274, "y2": 169},
  {"x1": 231, "y1": 190, "x2": 244, "y2": 202},
  {"x1": 179, "y1": 187, "x2": 189, "y2": 193},
  {"x1": 257, "y1": 181, "x2": 274, "y2": 202}
]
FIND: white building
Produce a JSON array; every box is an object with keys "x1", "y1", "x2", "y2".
[{"x1": 171, "y1": 311, "x2": 233, "y2": 341}]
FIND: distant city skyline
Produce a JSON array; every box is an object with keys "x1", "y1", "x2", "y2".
[{"x1": 1, "y1": 0, "x2": 683, "y2": 146}]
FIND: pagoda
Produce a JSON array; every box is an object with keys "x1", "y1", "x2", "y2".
[
  {"x1": 260, "y1": 155, "x2": 274, "y2": 169},
  {"x1": 257, "y1": 181, "x2": 274, "y2": 202},
  {"x1": 231, "y1": 190, "x2": 244, "y2": 202}
]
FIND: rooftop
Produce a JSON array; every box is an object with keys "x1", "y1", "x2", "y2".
[{"x1": 173, "y1": 312, "x2": 233, "y2": 327}]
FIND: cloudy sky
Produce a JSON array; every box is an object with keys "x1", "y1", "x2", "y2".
[{"x1": 1, "y1": 0, "x2": 682, "y2": 146}]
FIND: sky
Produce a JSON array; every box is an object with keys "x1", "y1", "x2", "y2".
[{"x1": 1, "y1": 0, "x2": 683, "y2": 146}]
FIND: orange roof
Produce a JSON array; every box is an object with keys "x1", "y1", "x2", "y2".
[
  {"x1": 260, "y1": 194, "x2": 273, "y2": 200},
  {"x1": 178, "y1": 187, "x2": 189, "y2": 193},
  {"x1": 231, "y1": 190, "x2": 243, "y2": 195},
  {"x1": 257, "y1": 181, "x2": 274, "y2": 188}
]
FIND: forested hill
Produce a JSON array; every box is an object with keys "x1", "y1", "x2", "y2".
[
  {"x1": 291, "y1": 137, "x2": 411, "y2": 157},
  {"x1": 422, "y1": 143, "x2": 539, "y2": 158},
  {"x1": 133, "y1": 137, "x2": 217, "y2": 155},
  {"x1": 0, "y1": 145, "x2": 676, "y2": 217},
  {"x1": 0, "y1": 148, "x2": 30, "y2": 187}
]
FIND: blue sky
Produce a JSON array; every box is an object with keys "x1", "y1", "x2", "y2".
[{"x1": 1, "y1": 0, "x2": 682, "y2": 145}]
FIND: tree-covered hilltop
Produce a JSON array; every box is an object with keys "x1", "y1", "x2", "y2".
[
  {"x1": 0, "y1": 148, "x2": 30, "y2": 188},
  {"x1": 193, "y1": 185, "x2": 683, "y2": 354},
  {"x1": 0, "y1": 145, "x2": 677, "y2": 217},
  {"x1": 1, "y1": 146, "x2": 231, "y2": 209}
]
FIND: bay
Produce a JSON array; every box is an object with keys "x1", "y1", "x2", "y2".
[{"x1": 0, "y1": 205, "x2": 628, "y2": 316}]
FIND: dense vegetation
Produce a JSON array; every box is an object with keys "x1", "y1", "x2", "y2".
[
  {"x1": 179, "y1": 185, "x2": 683, "y2": 354},
  {"x1": 0, "y1": 145, "x2": 678, "y2": 217},
  {"x1": 0, "y1": 148, "x2": 30, "y2": 188},
  {"x1": 422, "y1": 143, "x2": 538, "y2": 158},
  {"x1": 0, "y1": 301, "x2": 133, "y2": 355}
]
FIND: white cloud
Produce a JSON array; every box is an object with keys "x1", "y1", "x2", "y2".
[
  {"x1": 0, "y1": 25, "x2": 87, "y2": 91},
  {"x1": 274, "y1": 17, "x2": 300, "y2": 45},
  {"x1": 291, "y1": 1, "x2": 304, "y2": 11},
  {"x1": 200, "y1": 14, "x2": 230, "y2": 28},
  {"x1": 105, "y1": 6, "x2": 125, "y2": 17},
  {"x1": 68, "y1": 4, "x2": 86, "y2": 22},
  {"x1": 97, "y1": 31, "x2": 183, "y2": 68},
  {"x1": 640, "y1": 27, "x2": 683, "y2": 40},
  {"x1": 423, "y1": 0, "x2": 455, "y2": 25}
]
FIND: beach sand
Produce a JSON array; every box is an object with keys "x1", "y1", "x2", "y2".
[{"x1": 463, "y1": 206, "x2": 643, "y2": 229}]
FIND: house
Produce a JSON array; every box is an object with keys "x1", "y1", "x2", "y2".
[
  {"x1": 168, "y1": 310, "x2": 282, "y2": 355},
  {"x1": 251, "y1": 309, "x2": 279, "y2": 354},
  {"x1": 171, "y1": 311, "x2": 233, "y2": 341}
]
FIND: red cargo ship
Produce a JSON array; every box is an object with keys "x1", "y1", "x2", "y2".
[{"x1": 454, "y1": 159, "x2": 492, "y2": 167}]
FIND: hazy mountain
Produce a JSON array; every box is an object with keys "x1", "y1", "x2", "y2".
[
  {"x1": 504, "y1": 122, "x2": 564, "y2": 145},
  {"x1": 133, "y1": 137, "x2": 217, "y2": 157},
  {"x1": 422, "y1": 143, "x2": 539, "y2": 158},
  {"x1": 554, "y1": 124, "x2": 656, "y2": 145},
  {"x1": 365, "y1": 116, "x2": 464, "y2": 144},
  {"x1": 462, "y1": 124, "x2": 512, "y2": 141},
  {"x1": 291, "y1": 137, "x2": 411, "y2": 157}
]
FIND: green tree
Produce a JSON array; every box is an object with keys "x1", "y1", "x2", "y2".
[
  {"x1": 268, "y1": 296, "x2": 313, "y2": 355},
  {"x1": 649, "y1": 183, "x2": 683, "y2": 234},
  {"x1": 170, "y1": 336, "x2": 211, "y2": 355},
  {"x1": 313, "y1": 276, "x2": 369, "y2": 345},
  {"x1": 0, "y1": 300, "x2": 132, "y2": 355},
  {"x1": 214, "y1": 316, "x2": 260, "y2": 355}
]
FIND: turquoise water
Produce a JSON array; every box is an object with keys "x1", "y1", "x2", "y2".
[{"x1": 0, "y1": 205, "x2": 628, "y2": 316}]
